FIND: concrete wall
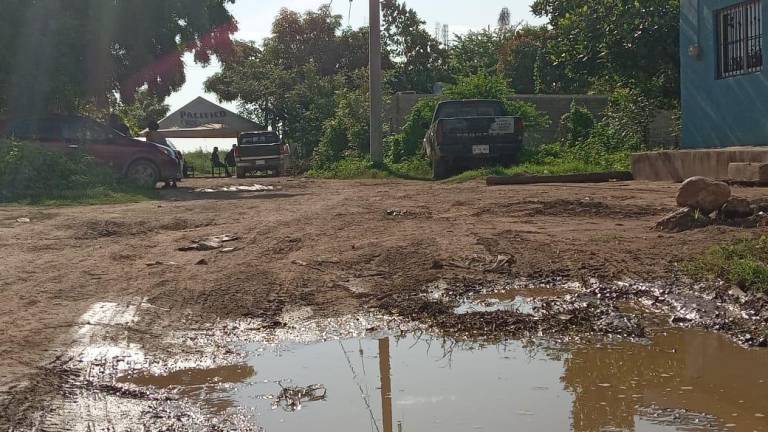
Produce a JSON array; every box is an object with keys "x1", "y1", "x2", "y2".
[
  {"x1": 509, "y1": 95, "x2": 608, "y2": 145},
  {"x1": 387, "y1": 93, "x2": 678, "y2": 147},
  {"x1": 680, "y1": 0, "x2": 768, "y2": 148}
]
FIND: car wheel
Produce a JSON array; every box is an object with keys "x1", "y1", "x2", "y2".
[
  {"x1": 127, "y1": 160, "x2": 160, "y2": 187},
  {"x1": 432, "y1": 158, "x2": 450, "y2": 180}
]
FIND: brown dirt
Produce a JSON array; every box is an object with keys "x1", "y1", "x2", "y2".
[{"x1": 1, "y1": 177, "x2": 767, "y2": 425}]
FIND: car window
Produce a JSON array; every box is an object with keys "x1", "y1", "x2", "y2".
[
  {"x1": 62, "y1": 119, "x2": 110, "y2": 141},
  {"x1": 10, "y1": 119, "x2": 61, "y2": 140},
  {"x1": 436, "y1": 102, "x2": 505, "y2": 119},
  {"x1": 240, "y1": 132, "x2": 280, "y2": 144}
]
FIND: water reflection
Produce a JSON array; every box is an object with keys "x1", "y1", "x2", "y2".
[
  {"x1": 564, "y1": 329, "x2": 768, "y2": 432},
  {"x1": 118, "y1": 329, "x2": 768, "y2": 431}
]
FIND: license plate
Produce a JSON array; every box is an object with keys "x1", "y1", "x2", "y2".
[
  {"x1": 253, "y1": 160, "x2": 266, "y2": 166},
  {"x1": 472, "y1": 145, "x2": 490, "y2": 155}
]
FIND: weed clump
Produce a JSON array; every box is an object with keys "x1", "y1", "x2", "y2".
[{"x1": 685, "y1": 236, "x2": 768, "y2": 293}]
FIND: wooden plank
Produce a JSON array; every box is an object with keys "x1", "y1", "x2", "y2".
[{"x1": 486, "y1": 171, "x2": 634, "y2": 186}]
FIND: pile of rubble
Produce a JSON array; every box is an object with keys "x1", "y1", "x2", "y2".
[{"x1": 656, "y1": 176, "x2": 768, "y2": 232}]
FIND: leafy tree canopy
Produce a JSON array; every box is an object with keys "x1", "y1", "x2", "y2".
[
  {"x1": 531, "y1": 0, "x2": 680, "y2": 103},
  {"x1": 0, "y1": 0, "x2": 237, "y2": 116}
]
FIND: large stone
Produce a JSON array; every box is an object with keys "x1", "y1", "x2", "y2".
[
  {"x1": 655, "y1": 207, "x2": 711, "y2": 233},
  {"x1": 720, "y1": 196, "x2": 754, "y2": 219},
  {"x1": 676, "y1": 176, "x2": 731, "y2": 214}
]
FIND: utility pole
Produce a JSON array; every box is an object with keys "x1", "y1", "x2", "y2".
[
  {"x1": 369, "y1": 0, "x2": 383, "y2": 164},
  {"x1": 378, "y1": 337, "x2": 393, "y2": 432}
]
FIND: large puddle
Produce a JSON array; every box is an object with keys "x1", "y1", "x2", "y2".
[{"x1": 119, "y1": 328, "x2": 768, "y2": 432}]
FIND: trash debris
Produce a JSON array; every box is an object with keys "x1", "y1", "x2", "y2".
[
  {"x1": 220, "y1": 247, "x2": 237, "y2": 254},
  {"x1": 178, "y1": 234, "x2": 239, "y2": 251},
  {"x1": 194, "y1": 185, "x2": 275, "y2": 193},
  {"x1": 15, "y1": 217, "x2": 30, "y2": 223},
  {"x1": 271, "y1": 383, "x2": 327, "y2": 412},
  {"x1": 386, "y1": 209, "x2": 408, "y2": 217},
  {"x1": 145, "y1": 261, "x2": 178, "y2": 267}
]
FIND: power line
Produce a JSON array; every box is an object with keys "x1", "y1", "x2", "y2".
[{"x1": 339, "y1": 341, "x2": 381, "y2": 432}]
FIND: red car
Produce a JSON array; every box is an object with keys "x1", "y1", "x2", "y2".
[{"x1": 2, "y1": 115, "x2": 179, "y2": 186}]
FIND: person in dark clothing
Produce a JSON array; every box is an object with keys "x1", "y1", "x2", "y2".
[
  {"x1": 145, "y1": 120, "x2": 168, "y2": 147},
  {"x1": 108, "y1": 114, "x2": 131, "y2": 136},
  {"x1": 211, "y1": 146, "x2": 231, "y2": 177},
  {"x1": 225, "y1": 144, "x2": 237, "y2": 168}
]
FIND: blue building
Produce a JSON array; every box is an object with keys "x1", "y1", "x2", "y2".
[{"x1": 681, "y1": 0, "x2": 767, "y2": 148}]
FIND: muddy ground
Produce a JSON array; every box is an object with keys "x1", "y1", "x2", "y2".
[{"x1": 1, "y1": 177, "x2": 767, "y2": 430}]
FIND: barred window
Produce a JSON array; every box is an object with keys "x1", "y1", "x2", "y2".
[{"x1": 716, "y1": 0, "x2": 763, "y2": 79}]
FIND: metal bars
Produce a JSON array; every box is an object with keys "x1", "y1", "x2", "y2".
[{"x1": 717, "y1": 0, "x2": 763, "y2": 78}]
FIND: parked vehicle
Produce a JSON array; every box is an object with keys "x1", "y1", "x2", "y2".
[
  {"x1": 1, "y1": 115, "x2": 179, "y2": 186},
  {"x1": 149, "y1": 138, "x2": 186, "y2": 180},
  {"x1": 422, "y1": 99, "x2": 524, "y2": 180},
  {"x1": 235, "y1": 131, "x2": 290, "y2": 178}
]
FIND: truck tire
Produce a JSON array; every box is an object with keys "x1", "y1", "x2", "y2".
[
  {"x1": 127, "y1": 160, "x2": 160, "y2": 187},
  {"x1": 432, "y1": 158, "x2": 450, "y2": 180},
  {"x1": 236, "y1": 167, "x2": 247, "y2": 179}
]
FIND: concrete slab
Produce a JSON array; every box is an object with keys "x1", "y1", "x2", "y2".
[
  {"x1": 631, "y1": 147, "x2": 768, "y2": 182},
  {"x1": 728, "y1": 163, "x2": 768, "y2": 184}
]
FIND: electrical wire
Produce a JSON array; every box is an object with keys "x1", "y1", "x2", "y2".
[{"x1": 339, "y1": 340, "x2": 381, "y2": 432}]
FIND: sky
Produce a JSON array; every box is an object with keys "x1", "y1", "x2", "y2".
[{"x1": 166, "y1": 0, "x2": 543, "y2": 112}]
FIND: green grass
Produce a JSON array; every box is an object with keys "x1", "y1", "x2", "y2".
[
  {"x1": 183, "y1": 149, "x2": 215, "y2": 175},
  {"x1": 1, "y1": 139, "x2": 157, "y2": 205},
  {"x1": 307, "y1": 155, "x2": 432, "y2": 180},
  {"x1": 307, "y1": 154, "x2": 611, "y2": 183},
  {"x1": 684, "y1": 236, "x2": 768, "y2": 293},
  {"x1": 447, "y1": 160, "x2": 606, "y2": 183}
]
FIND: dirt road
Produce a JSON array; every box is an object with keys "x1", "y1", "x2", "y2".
[{"x1": 1, "y1": 177, "x2": 766, "y2": 429}]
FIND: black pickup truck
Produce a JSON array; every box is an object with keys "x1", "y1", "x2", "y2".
[
  {"x1": 422, "y1": 99, "x2": 524, "y2": 179},
  {"x1": 235, "y1": 131, "x2": 290, "y2": 178}
]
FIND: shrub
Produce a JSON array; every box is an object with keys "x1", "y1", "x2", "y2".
[
  {"x1": 0, "y1": 139, "x2": 152, "y2": 204},
  {"x1": 559, "y1": 101, "x2": 595, "y2": 144}
]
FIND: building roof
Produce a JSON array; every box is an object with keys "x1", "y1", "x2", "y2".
[{"x1": 143, "y1": 96, "x2": 259, "y2": 138}]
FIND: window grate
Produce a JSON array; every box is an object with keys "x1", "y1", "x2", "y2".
[{"x1": 716, "y1": 0, "x2": 763, "y2": 79}]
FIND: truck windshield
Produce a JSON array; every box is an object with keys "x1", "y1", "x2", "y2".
[
  {"x1": 240, "y1": 132, "x2": 280, "y2": 145},
  {"x1": 436, "y1": 101, "x2": 505, "y2": 119}
]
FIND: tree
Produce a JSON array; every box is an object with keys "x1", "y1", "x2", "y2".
[
  {"x1": 531, "y1": 0, "x2": 680, "y2": 104},
  {"x1": 450, "y1": 30, "x2": 504, "y2": 78},
  {"x1": 0, "y1": 0, "x2": 236, "y2": 116},
  {"x1": 497, "y1": 24, "x2": 583, "y2": 94},
  {"x1": 380, "y1": 0, "x2": 449, "y2": 93},
  {"x1": 205, "y1": 7, "x2": 375, "y2": 159},
  {"x1": 113, "y1": 90, "x2": 171, "y2": 136}
]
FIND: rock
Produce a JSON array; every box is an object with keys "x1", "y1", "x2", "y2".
[
  {"x1": 676, "y1": 177, "x2": 731, "y2": 214},
  {"x1": 728, "y1": 286, "x2": 748, "y2": 299},
  {"x1": 720, "y1": 196, "x2": 754, "y2": 219},
  {"x1": 194, "y1": 240, "x2": 223, "y2": 251},
  {"x1": 195, "y1": 259, "x2": 209, "y2": 266},
  {"x1": 15, "y1": 217, "x2": 30, "y2": 223},
  {"x1": 750, "y1": 197, "x2": 768, "y2": 214},
  {"x1": 655, "y1": 208, "x2": 711, "y2": 233}
]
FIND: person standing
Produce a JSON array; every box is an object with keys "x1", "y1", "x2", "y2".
[
  {"x1": 211, "y1": 146, "x2": 231, "y2": 177},
  {"x1": 225, "y1": 144, "x2": 237, "y2": 169},
  {"x1": 145, "y1": 121, "x2": 168, "y2": 147}
]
